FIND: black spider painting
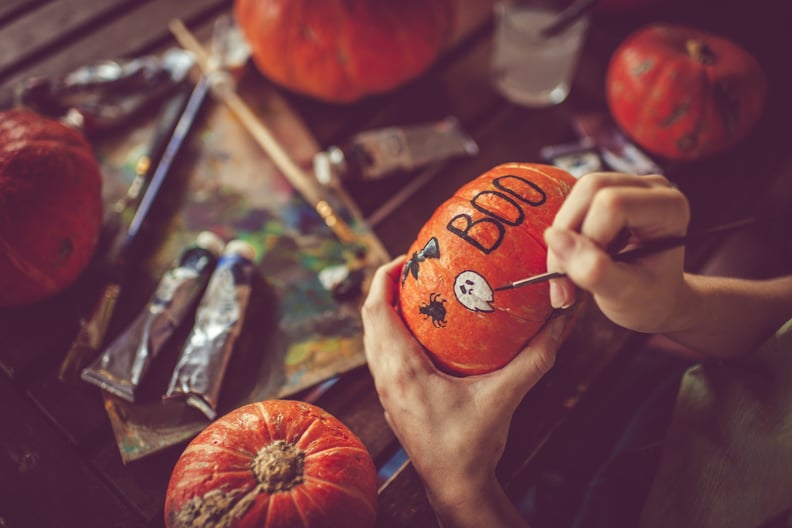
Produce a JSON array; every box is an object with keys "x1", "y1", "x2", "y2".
[
  {"x1": 401, "y1": 237, "x2": 440, "y2": 285},
  {"x1": 419, "y1": 293, "x2": 447, "y2": 328}
]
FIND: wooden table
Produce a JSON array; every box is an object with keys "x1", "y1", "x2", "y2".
[{"x1": 1, "y1": 1, "x2": 790, "y2": 527}]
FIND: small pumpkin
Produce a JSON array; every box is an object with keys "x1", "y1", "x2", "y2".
[
  {"x1": 234, "y1": 0, "x2": 456, "y2": 103},
  {"x1": 164, "y1": 399, "x2": 377, "y2": 528},
  {"x1": 605, "y1": 24, "x2": 766, "y2": 161},
  {"x1": 0, "y1": 109, "x2": 103, "y2": 307},
  {"x1": 398, "y1": 163, "x2": 576, "y2": 376}
]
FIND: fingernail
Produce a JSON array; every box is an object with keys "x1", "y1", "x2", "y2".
[
  {"x1": 545, "y1": 227, "x2": 576, "y2": 260},
  {"x1": 549, "y1": 280, "x2": 568, "y2": 310}
]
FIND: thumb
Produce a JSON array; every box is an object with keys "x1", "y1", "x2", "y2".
[{"x1": 481, "y1": 315, "x2": 566, "y2": 408}]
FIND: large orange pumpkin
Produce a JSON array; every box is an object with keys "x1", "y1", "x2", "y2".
[
  {"x1": 164, "y1": 400, "x2": 377, "y2": 528},
  {"x1": 398, "y1": 163, "x2": 576, "y2": 376},
  {"x1": 0, "y1": 109, "x2": 103, "y2": 307},
  {"x1": 605, "y1": 24, "x2": 766, "y2": 161},
  {"x1": 234, "y1": 0, "x2": 455, "y2": 103}
]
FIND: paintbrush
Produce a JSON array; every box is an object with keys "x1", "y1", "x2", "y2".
[
  {"x1": 100, "y1": 85, "x2": 192, "y2": 248},
  {"x1": 540, "y1": 0, "x2": 597, "y2": 38},
  {"x1": 58, "y1": 75, "x2": 211, "y2": 382},
  {"x1": 494, "y1": 216, "x2": 760, "y2": 291},
  {"x1": 167, "y1": 19, "x2": 389, "y2": 258}
]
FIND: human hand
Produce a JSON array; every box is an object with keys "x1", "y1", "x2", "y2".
[
  {"x1": 362, "y1": 256, "x2": 567, "y2": 527},
  {"x1": 545, "y1": 172, "x2": 691, "y2": 334}
]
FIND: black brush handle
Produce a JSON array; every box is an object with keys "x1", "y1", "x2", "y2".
[
  {"x1": 497, "y1": 216, "x2": 761, "y2": 291},
  {"x1": 612, "y1": 217, "x2": 759, "y2": 263},
  {"x1": 124, "y1": 75, "x2": 211, "y2": 250}
]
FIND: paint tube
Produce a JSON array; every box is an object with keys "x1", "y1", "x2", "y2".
[
  {"x1": 163, "y1": 240, "x2": 257, "y2": 420},
  {"x1": 314, "y1": 116, "x2": 479, "y2": 184},
  {"x1": 572, "y1": 113, "x2": 664, "y2": 175},
  {"x1": 540, "y1": 138, "x2": 602, "y2": 178},
  {"x1": 80, "y1": 231, "x2": 225, "y2": 402},
  {"x1": 17, "y1": 48, "x2": 195, "y2": 136}
]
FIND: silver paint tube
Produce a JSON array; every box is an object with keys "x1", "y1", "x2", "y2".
[
  {"x1": 315, "y1": 116, "x2": 479, "y2": 183},
  {"x1": 163, "y1": 240, "x2": 256, "y2": 420},
  {"x1": 81, "y1": 231, "x2": 225, "y2": 402}
]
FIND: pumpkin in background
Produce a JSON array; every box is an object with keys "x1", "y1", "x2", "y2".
[
  {"x1": 234, "y1": 0, "x2": 455, "y2": 103},
  {"x1": 398, "y1": 163, "x2": 576, "y2": 376},
  {"x1": 605, "y1": 24, "x2": 766, "y2": 161},
  {"x1": 0, "y1": 109, "x2": 103, "y2": 308},
  {"x1": 164, "y1": 399, "x2": 377, "y2": 528}
]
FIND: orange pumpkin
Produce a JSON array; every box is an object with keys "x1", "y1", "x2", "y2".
[
  {"x1": 164, "y1": 400, "x2": 377, "y2": 528},
  {"x1": 606, "y1": 24, "x2": 766, "y2": 161},
  {"x1": 398, "y1": 163, "x2": 576, "y2": 376},
  {"x1": 234, "y1": 0, "x2": 455, "y2": 103},
  {"x1": 0, "y1": 110, "x2": 103, "y2": 307}
]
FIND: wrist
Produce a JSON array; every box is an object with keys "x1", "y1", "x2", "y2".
[
  {"x1": 425, "y1": 473, "x2": 495, "y2": 513},
  {"x1": 424, "y1": 473, "x2": 529, "y2": 528},
  {"x1": 661, "y1": 272, "x2": 701, "y2": 334}
]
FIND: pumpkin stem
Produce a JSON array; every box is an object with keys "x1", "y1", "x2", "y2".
[
  {"x1": 251, "y1": 440, "x2": 305, "y2": 493},
  {"x1": 686, "y1": 39, "x2": 716, "y2": 65}
]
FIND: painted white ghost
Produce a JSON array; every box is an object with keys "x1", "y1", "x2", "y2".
[{"x1": 453, "y1": 270, "x2": 494, "y2": 312}]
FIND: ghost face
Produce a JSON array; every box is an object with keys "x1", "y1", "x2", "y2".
[{"x1": 454, "y1": 271, "x2": 494, "y2": 312}]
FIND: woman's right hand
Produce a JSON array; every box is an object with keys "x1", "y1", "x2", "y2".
[{"x1": 545, "y1": 172, "x2": 692, "y2": 334}]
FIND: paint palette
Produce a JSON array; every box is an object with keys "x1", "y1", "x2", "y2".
[{"x1": 95, "y1": 76, "x2": 387, "y2": 462}]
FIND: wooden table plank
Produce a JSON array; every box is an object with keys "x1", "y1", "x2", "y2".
[
  {"x1": 0, "y1": 0, "x2": 43, "y2": 25},
  {"x1": 0, "y1": 0, "x2": 231, "y2": 105},
  {"x1": 26, "y1": 367, "x2": 115, "y2": 451},
  {"x1": 0, "y1": 373, "x2": 145, "y2": 527},
  {"x1": 0, "y1": 282, "x2": 84, "y2": 382},
  {"x1": 90, "y1": 441, "x2": 181, "y2": 524},
  {"x1": 0, "y1": 0, "x2": 137, "y2": 79}
]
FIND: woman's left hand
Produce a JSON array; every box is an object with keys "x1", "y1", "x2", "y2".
[{"x1": 362, "y1": 256, "x2": 567, "y2": 527}]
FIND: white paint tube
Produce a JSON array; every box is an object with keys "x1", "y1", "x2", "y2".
[{"x1": 163, "y1": 239, "x2": 257, "y2": 420}]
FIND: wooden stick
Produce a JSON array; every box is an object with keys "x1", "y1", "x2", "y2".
[{"x1": 169, "y1": 19, "x2": 389, "y2": 264}]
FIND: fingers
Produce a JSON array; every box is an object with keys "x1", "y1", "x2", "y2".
[
  {"x1": 546, "y1": 172, "x2": 688, "y2": 307},
  {"x1": 362, "y1": 255, "x2": 405, "y2": 310},
  {"x1": 548, "y1": 172, "x2": 671, "y2": 308},
  {"x1": 362, "y1": 255, "x2": 435, "y2": 385},
  {"x1": 579, "y1": 185, "x2": 690, "y2": 248},
  {"x1": 553, "y1": 172, "x2": 673, "y2": 232},
  {"x1": 362, "y1": 256, "x2": 406, "y2": 370}
]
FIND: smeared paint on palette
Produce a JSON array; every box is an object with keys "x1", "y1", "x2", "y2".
[{"x1": 96, "y1": 75, "x2": 386, "y2": 462}]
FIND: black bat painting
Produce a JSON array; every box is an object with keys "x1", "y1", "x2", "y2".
[{"x1": 401, "y1": 237, "x2": 440, "y2": 285}]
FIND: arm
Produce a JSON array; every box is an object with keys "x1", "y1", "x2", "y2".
[
  {"x1": 660, "y1": 273, "x2": 792, "y2": 359},
  {"x1": 545, "y1": 172, "x2": 792, "y2": 359},
  {"x1": 362, "y1": 257, "x2": 568, "y2": 528}
]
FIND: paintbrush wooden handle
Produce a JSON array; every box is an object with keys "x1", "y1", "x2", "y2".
[
  {"x1": 58, "y1": 281, "x2": 122, "y2": 382},
  {"x1": 167, "y1": 18, "x2": 393, "y2": 265}
]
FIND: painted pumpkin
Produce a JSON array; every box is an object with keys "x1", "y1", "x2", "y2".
[
  {"x1": 398, "y1": 163, "x2": 576, "y2": 376},
  {"x1": 164, "y1": 399, "x2": 377, "y2": 528},
  {"x1": 234, "y1": 0, "x2": 455, "y2": 103},
  {"x1": 605, "y1": 24, "x2": 766, "y2": 161},
  {"x1": 0, "y1": 109, "x2": 103, "y2": 307}
]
